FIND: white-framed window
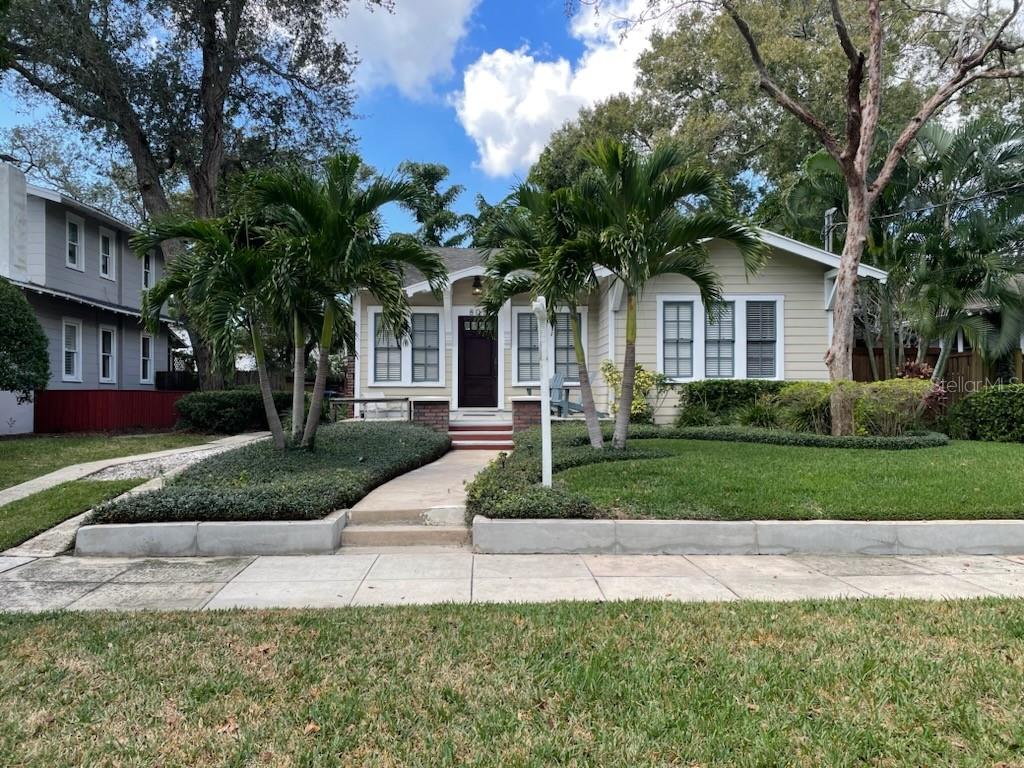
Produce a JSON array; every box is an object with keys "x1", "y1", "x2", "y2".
[
  {"x1": 99, "y1": 325, "x2": 117, "y2": 383},
  {"x1": 66, "y1": 214, "x2": 84, "y2": 271},
  {"x1": 705, "y1": 301, "x2": 735, "y2": 378},
  {"x1": 411, "y1": 313, "x2": 440, "y2": 383},
  {"x1": 99, "y1": 228, "x2": 116, "y2": 280},
  {"x1": 513, "y1": 307, "x2": 588, "y2": 385},
  {"x1": 140, "y1": 333, "x2": 154, "y2": 384},
  {"x1": 368, "y1": 307, "x2": 446, "y2": 386},
  {"x1": 656, "y1": 295, "x2": 784, "y2": 381},
  {"x1": 62, "y1": 318, "x2": 83, "y2": 382},
  {"x1": 142, "y1": 253, "x2": 152, "y2": 289},
  {"x1": 662, "y1": 301, "x2": 694, "y2": 379}
]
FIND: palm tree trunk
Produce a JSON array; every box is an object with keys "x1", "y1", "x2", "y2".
[
  {"x1": 612, "y1": 291, "x2": 637, "y2": 450},
  {"x1": 864, "y1": 330, "x2": 879, "y2": 382},
  {"x1": 569, "y1": 305, "x2": 603, "y2": 449},
  {"x1": 250, "y1": 323, "x2": 286, "y2": 450},
  {"x1": 932, "y1": 338, "x2": 953, "y2": 382},
  {"x1": 291, "y1": 311, "x2": 306, "y2": 442},
  {"x1": 301, "y1": 304, "x2": 334, "y2": 448}
]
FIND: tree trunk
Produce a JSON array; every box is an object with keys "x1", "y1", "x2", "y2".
[
  {"x1": 301, "y1": 304, "x2": 334, "y2": 448},
  {"x1": 932, "y1": 339, "x2": 953, "y2": 382},
  {"x1": 250, "y1": 323, "x2": 286, "y2": 450},
  {"x1": 826, "y1": 186, "x2": 868, "y2": 436},
  {"x1": 291, "y1": 311, "x2": 306, "y2": 442},
  {"x1": 569, "y1": 305, "x2": 603, "y2": 449},
  {"x1": 612, "y1": 291, "x2": 637, "y2": 450},
  {"x1": 864, "y1": 330, "x2": 879, "y2": 382}
]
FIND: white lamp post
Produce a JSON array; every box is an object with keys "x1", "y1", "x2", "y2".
[{"x1": 532, "y1": 297, "x2": 553, "y2": 487}]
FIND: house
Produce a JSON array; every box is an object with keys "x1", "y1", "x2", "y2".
[
  {"x1": 350, "y1": 234, "x2": 887, "y2": 433},
  {"x1": 0, "y1": 164, "x2": 178, "y2": 434}
]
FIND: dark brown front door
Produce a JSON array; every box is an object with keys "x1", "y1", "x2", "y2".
[{"x1": 458, "y1": 316, "x2": 498, "y2": 407}]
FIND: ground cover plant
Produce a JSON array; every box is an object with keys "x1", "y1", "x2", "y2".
[
  {"x1": 93, "y1": 422, "x2": 450, "y2": 524},
  {"x1": 2, "y1": 600, "x2": 1024, "y2": 766},
  {"x1": 0, "y1": 480, "x2": 142, "y2": 551},
  {"x1": 0, "y1": 432, "x2": 211, "y2": 490},
  {"x1": 559, "y1": 438, "x2": 1024, "y2": 520}
]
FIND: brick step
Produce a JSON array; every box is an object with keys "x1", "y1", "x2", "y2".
[
  {"x1": 340, "y1": 524, "x2": 470, "y2": 547},
  {"x1": 449, "y1": 424, "x2": 513, "y2": 432},
  {"x1": 447, "y1": 431, "x2": 513, "y2": 441}
]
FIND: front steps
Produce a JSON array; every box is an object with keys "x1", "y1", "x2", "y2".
[
  {"x1": 340, "y1": 505, "x2": 471, "y2": 547},
  {"x1": 448, "y1": 422, "x2": 514, "y2": 451}
]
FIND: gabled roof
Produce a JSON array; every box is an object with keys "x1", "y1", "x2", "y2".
[{"x1": 25, "y1": 182, "x2": 138, "y2": 234}]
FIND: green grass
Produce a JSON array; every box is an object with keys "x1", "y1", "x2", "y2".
[
  {"x1": 559, "y1": 438, "x2": 1024, "y2": 520},
  {"x1": 0, "y1": 480, "x2": 143, "y2": 551},
  {"x1": 1, "y1": 601, "x2": 1024, "y2": 766},
  {"x1": 0, "y1": 432, "x2": 211, "y2": 490}
]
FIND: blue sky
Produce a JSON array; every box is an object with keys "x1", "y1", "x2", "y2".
[{"x1": 1, "y1": 0, "x2": 663, "y2": 232}]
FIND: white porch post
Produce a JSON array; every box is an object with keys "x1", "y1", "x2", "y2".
[{"x1": 533, "y1": 297, "x2": 552, "y2": 487}]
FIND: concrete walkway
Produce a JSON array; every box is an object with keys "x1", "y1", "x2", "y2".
[
  {"x1": 350, "y1": 450, "x2": 500, "y2": 514},
  {"x1": 0, "y1": 432, "x2": 266, "y2": 508},
  {"x1": 2, "y1": 552, "x2": 1024, "y2": 612}
]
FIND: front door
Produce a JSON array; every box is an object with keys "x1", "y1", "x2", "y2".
[{"x1": 458, "y1": 316, "x2": 498, "y2": 408}]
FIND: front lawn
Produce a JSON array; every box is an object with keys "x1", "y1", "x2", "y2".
[
  {"x1": 92, "y1": 421, "x2": 450, "y2": 524},
  {"x1": 2, "y1": 601, "x2": 1024, "y2": 766},
  {"x1": 0, "y1": 480, "x2": 143, "y2": 551},
  {"x1": 560, "y1": 438, "x2": 1024, "y2": 520},
  {"x1": 0, "y1": 432, "x2": 211, "y2": 490}
]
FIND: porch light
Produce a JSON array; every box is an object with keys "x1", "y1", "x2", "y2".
[{"x1": 471, "y1": 276, "x2": 483, "y2": 295}]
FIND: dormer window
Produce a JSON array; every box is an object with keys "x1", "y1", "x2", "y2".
[{"x1": 66, "y1": 214, "x2": 84, "y2": 271}]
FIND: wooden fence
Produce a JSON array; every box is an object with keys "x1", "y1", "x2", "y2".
[
  {"x1": 34, "y1": 390, "x2": 189, "y2": 433},
  {"x1": 852, "y1": 347, "x2": 1004, "y2": 404}
]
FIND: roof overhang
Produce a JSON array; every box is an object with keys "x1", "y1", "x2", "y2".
[
  {"x1": 26, "y1": 183, "x2": 138, "y2": 234},
  {"x1": 758, "y1": 229, "x2": 888, "y2": 282},
  {"x1": 405, "y1": 265, "x2": 486, "y2": 296},
  {"x1": 13, "y1": 279, "x2": 175, "y2": 324}
]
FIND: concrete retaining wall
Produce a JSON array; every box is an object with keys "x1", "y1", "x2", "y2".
[
  {"x1": 76, "y1": 510, "x2": 348, "y2": 557},
  {"x1": 472, "y1": 516, "x2": 1024, "y2": 556}
]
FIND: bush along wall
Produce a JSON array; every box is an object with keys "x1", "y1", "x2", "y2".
[
  {"x1": 93, "y1": 421, "x2": 451, "y2": 524},
  {"x1": 948, "y1": 384, "x2": 1024, "y2": 442},
  {"x1": 175, "y1": 389, "x2": 294, "y2": 433}
]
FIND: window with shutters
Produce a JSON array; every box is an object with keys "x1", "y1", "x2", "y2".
[
  {"x1": 373, "y1": 313, "x2": 402, "y2": 382},
  {"x1": 517, "y1": 312, "x2": 540, "y2": 382},
  {"x1": 746, "y1": 300, "x2": 778, "y2": 378},
  {"x1": 553, "y1": 312, "x2": 580, "y2": 381},
  {"x1": 705, "y1": 302, "x2": 735, "y2": 378},
  {"x1": 662, "y1": 301, "x2": 694, "y2": 378},
  {"x1": 411, "y1": 313, "x2": 440, "y2": 382}
]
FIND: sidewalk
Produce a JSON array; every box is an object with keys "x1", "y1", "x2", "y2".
[
  {"x1": 350, "y1": 450, "x2": 499, "y2": 514},
  {"x1": 0, "y1": 433, "x2": 266, "y2": 508},
  {"x1": 1, "y1": 552, "x2": 1022, "y2": 612}
]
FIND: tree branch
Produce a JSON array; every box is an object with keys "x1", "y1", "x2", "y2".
[
  {"x1": 855, "y1": 0, "x2": 884, "y2": 179},
  {"x1": 721, "y1": 0, "x2": 843, "y2": 163}
]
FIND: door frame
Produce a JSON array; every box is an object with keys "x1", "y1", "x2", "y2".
[{"x1": 452, "y1": 304, "x2": 505, "y2": 409}]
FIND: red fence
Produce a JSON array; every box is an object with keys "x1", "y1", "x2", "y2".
[{"x1": 33, "y1": 390, "x2": 188, "y2": 433}]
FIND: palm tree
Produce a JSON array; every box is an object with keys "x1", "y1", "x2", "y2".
[
  {"x1": 132, "y1": 216, "x2": 289, "y2": 449},
  {"x1": 479, "y1": 183, "x2": 605, "y2": 448},
  {"x1": 573, "y1": 140, "x2": 766, "y2": 449},
  {"x1": 249, "y1": 153, "x2": 448, "y2": 448}
]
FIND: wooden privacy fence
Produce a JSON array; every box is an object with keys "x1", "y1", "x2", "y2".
[
  {"x1": 852, "y1": 347, "x2": 1009, "y2": 404},
  {"x1": 34, "y1": 390, "x2": 189, "y2": 433}
]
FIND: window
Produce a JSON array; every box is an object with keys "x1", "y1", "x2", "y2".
[
  {"x1": 553, "y1": 312, "x2": 580, "y2": 381},
  {"x1": 373, "y1": 314, "x2": 401, "y2": 382},
  {"x1": 705, "y1": 301, "x2": 735, "y2": 378},
  {"x1": 140, "y1": 333, "x2": 154, "y2": 384},
  {"x1": 99, "y1": 229, "x2": 116, "y2": 280},
  {"x1": 66, "y1": 215, "x2": 84, "y2": 270},
  {"x1": 62, "y1": 319, "x2": 82, "y2": 382},
  {"x1": 411, "y1": 313, "x2": 440, "y2": 382},
  {"x1": 99, "y1": 326, "x2": 117, "y2": 383},
  {"x1": 746, "y1": 300, "x2": 778, "y2": 378},
  {"x1": 662, "y1": 301, "x2": 694, "y2": 378},
  {"x1": 142, "y1": 253, "x2": 152, "y2": 289},
  {"x1": 517, "y1": 313, "x2": 540, "y2": 382}
]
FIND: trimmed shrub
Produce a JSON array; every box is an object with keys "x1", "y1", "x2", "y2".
[
  {"x1": 664, "y1": 425, "x2": 949, "y2": 450},
  {"x1": 776, "y1": 381, "x2": 835, "y2": 434},
  {"x1": 93, "y1": 422, "x2": 451, "y2": 523},
  {"x1": 676, "y1": 379, "x2": 786, "y2": 422},
  {"x1": 853, "y1": 378, "x2": 934, "y2": 436},
  {"x1": 175, "y1": 389, "x2": 293, "y2": 433},
  {"x1": 948, "y1": 384, "x2": 1024, "y2": 442}
]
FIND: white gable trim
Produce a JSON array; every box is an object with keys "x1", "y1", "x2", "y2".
[
  {"x1": 405, "y1": 265, "x2": 485, "y2": 297},
  {"x1": 758, "y1": 229, "x2": 888, "y2": 282}
]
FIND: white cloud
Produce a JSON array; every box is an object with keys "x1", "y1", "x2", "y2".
[
  {"x1": 331, "y1": 0, "x2": 479, "y2": 99},
  {"x1": 453, "y1": 0, "x2": 670, "y2": 177}
]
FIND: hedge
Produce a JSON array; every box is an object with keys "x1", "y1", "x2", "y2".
[
  {"x1": 93, "y1": 422, "x2": 451, "y2": 523},
  {"x1": 948, "y1": 384, "x2": 1024, "y2": 442},
  {"x1": 676, "y1": 379, "x2": 786, "y2": 420},
  {"x1": 663, "y1": 425, "x2": 949, "y2": 450},
  {"x1": 175, "y1": 389, "x2": 294, "y2": 433}
]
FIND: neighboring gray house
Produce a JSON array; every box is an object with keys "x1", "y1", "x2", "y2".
[{"x1": 0, "y1": 164, "x2": 176, "y2": 434}]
